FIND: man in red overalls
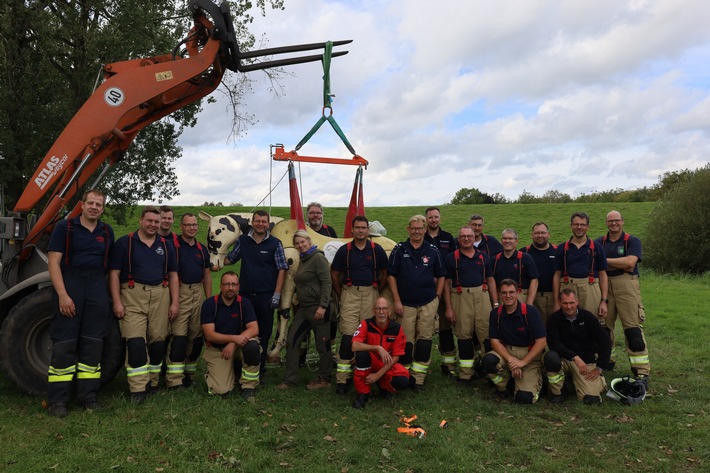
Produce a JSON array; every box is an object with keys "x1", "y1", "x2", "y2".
[{"x1": 351, "y1": 297, "x2": 410, "y2": 408}]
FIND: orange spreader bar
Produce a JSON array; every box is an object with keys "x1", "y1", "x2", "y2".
[{"x1": 272, "y1": 145, "x2": 368, "y2": 167}]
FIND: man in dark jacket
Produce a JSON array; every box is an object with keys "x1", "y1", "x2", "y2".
[{"x1": 544, "y1": 288, "x2": 612, "y2": 405}]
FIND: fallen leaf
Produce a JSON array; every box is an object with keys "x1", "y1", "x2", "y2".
[
  {"x1": 381, "y1": 448, "x2": 390, "y2": 459},
  {"x1": 667, "y1": 385, "x2": 678, "y2": 394},
  {"x1": 324, "y1": 435, "x2": 336, "y2": 442}
]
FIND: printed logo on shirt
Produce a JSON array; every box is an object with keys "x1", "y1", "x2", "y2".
[
  {"x1": 230, "y1": 312, "x2": 240, "y2": 319},
  {"x1": 422, "y1": 256, "x2": 430, "y2": 264},
  {"x1": 386, "y1": 336, "x2": 396, "y2": 342},
  {"x1": 96, "y1": 236, "x2": 105, "y2": 243},
  {"x1": 156, "y1": 246, "x2": 165, "y2": 256},
  {"x1": 617, "y1": 247, "x2": 625, "y2": 255}
]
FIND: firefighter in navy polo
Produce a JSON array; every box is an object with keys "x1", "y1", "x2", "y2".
[
  {"x1": 387, "y1": 215, "x2": 446, "y2": 392},
  {"x1": 158, "y1": 205, "x2": 175, "y2": 239},
  {"x1": 423, "y1": 206, "x2": 459, "y2": 377},
  {"x1": 165, "y1": 213, "x2": 212, "y2": 389},
  {"x1": 468, "y1": 214, "x2": 503, "y2": 256},
  {"x1": 595, "y1": 210, "x2": 650, "y2": 386},
  {"x1": 306, "y1": 202, "x2": 338, "y2": 237},
  {"x1": 482, "y1": 279, "x2": 547, "y2": 404},
  {"x1": 46, "y1": 189, "x2": 115, "y2": 417},
  {"x1": 331, "y1": 216, "x2": 388, "y2": 394},
  {"x1": 222, "y1": 210, "x2": 288, "y2": 379},
  {"x1": 492, "y1": 228, "x2": 539, "y2": 305},
  {"x1": 552, "y1": 212, "x2": 609, "y2": 321},
  {"x1": 109, "y1": 206, "x2": 179, "y2": 404},
  {"x1": 443, "y1": 226, "x2": 498, "y2": 383},
  {"x1": 521, "y1": 222, "x2": 558, "y2": 323},
  {"x1": 200, "y1": 271, "x2": 260, "y2": 401},
  {"x1": 351, "y1": 297, "x2": 410, "y2": 408}
]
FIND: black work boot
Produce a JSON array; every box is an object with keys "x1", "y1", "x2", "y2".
[
  {"x1": 48, "y1": 401, "x2": 68, "y2": 418},
  {"x1": 352, "y1": 393, "x2": 369, "y2": 409}
]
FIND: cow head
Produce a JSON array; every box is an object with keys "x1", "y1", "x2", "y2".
[
  {"x1": 198, "y1": 211, "x2": 285, "y2": 267},
  {"x1": 198, "y1": 211, "x2": 251, "y2": 267}
]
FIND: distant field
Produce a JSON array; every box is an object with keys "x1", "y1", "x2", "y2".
[{"x1": 109, "y1": 202, "x2": 655, "y2": 248}]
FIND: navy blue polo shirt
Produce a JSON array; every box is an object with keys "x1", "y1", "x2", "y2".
[
  {"x1": 555, "y1": 238, "x2": 608, "y2": 278},
  {"x1": 109, "y1": 231, "x2": 178, "y2": 285},
  {"x1": 228, "y1": 233, "x2": 288, "y2": 294},
  {"x1": 314, "y1": 225, "x2": 338, "y2": 238},
  {"x1": 489, "y1": 303, "x2": 546, "y2": 347},
  {"x1": 492, "y1": 250, "x2": 540, "y2": 289},
  {"x1": 387, "y1": 240, "x2": 445, "y2": 307},
  {"x1": 445, "y1": 250, "x2": 491, "y2": 288},
  {"x1": 48, "y1": 217, "x2": 114, "y2": 269},
  {"x1": 595, "y1": 232, "x2": 642, "y2": 277},
  {"x1": 521, "y1": 244, "x2": 557, "y2": 292},
  {"x1": 169, "y1": 235, "x2": 211, "y2": 284},
  {"x1": 474, "y1": 234, "x2": 503, "y2": 256},
  {"x1": 200, "y1": 294, "x2": 257, "y2": 349},
  {"x1": 424, "y1": 228, "x2": 457, "y2": 259},
  {"x1": 331, "y1": 240, "x2": 388, "y2": 286}
]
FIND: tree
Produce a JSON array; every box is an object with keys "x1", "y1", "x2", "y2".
[
  {"x1": 644, "y1": 165, "x2": 710, "y2": 275},
  {"x1": 648, "y1": 168, "x2": 698, "y2": 201},
  {"x1": 0, "y1": 0, "x2": 283, "y2": 222},
  {"x1": 541, "y1": 189, "x2": 572, "y2": 203},
  {"x1": 516, "y1": 190, "x2": 540, "y2": 204},
  {"x1": 449, "y1": 187, "x2": 494, "y2": 205}
]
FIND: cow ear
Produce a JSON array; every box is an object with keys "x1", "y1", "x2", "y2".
[
  {"x1": 233, "y1": 215, "x2": 251, "y2": 233},
  {"x1": 198, "y1": 211, "x2": 212, "y2": 221}
]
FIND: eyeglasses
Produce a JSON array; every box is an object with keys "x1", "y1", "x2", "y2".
[
  {"x1": 572, "y1": 224, "x2": 588, "y2": 228},
  {"x1": 409, "y1": 227, "x2": 425, "y2": 232},
  {"x1": 374, "y1": 307, "x2": 389, "y2": 312},
  {"x1": 606, "y1": 219, "x2": 622, "y2": 224}
]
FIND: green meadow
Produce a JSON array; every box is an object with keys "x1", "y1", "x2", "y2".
[{"x1": 2, "y1": 202, "x2": 707, "y2": 472}]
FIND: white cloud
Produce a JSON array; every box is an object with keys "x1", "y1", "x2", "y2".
[{"x1": 160, "y1": 0, "x2": 710, "y2": 208}]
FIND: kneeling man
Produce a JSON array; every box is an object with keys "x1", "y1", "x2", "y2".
[
  {"x1": 482, "y1": 279, "x2": 546, "y2": 404},
  {"x1": 201, "y1": 271, "x2": 260, "y2": 401},
  {"x1": 351, "y1": 297, "x2": 410, "y2": 408},
  {"x1": 544, "y1": 288, "x2": 612, "y2": 405}
]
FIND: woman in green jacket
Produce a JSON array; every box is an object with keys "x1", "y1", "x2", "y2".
[{"x1": 277, "y1": 230, "x2": 333, "y2": 390}]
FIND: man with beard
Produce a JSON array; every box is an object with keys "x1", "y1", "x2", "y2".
[
  {"x1": 521, "y1": 222, "x2": 558, "y2": 323},
  {"x1": 306, "y1": 202, "x2": 338, "y2": 237}
]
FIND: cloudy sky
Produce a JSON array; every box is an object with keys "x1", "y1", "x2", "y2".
[{"x1": 173, "y1": 0, "x2": 710, "y2": 207}]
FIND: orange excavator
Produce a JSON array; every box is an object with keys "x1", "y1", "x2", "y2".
[{"x1": 0, "y1": 0, "x2": 350, "y2": 395}]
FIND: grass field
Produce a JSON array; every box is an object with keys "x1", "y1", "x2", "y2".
[{"x1": 2, "y1": 202, "x2": 707, "y2": 472}]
